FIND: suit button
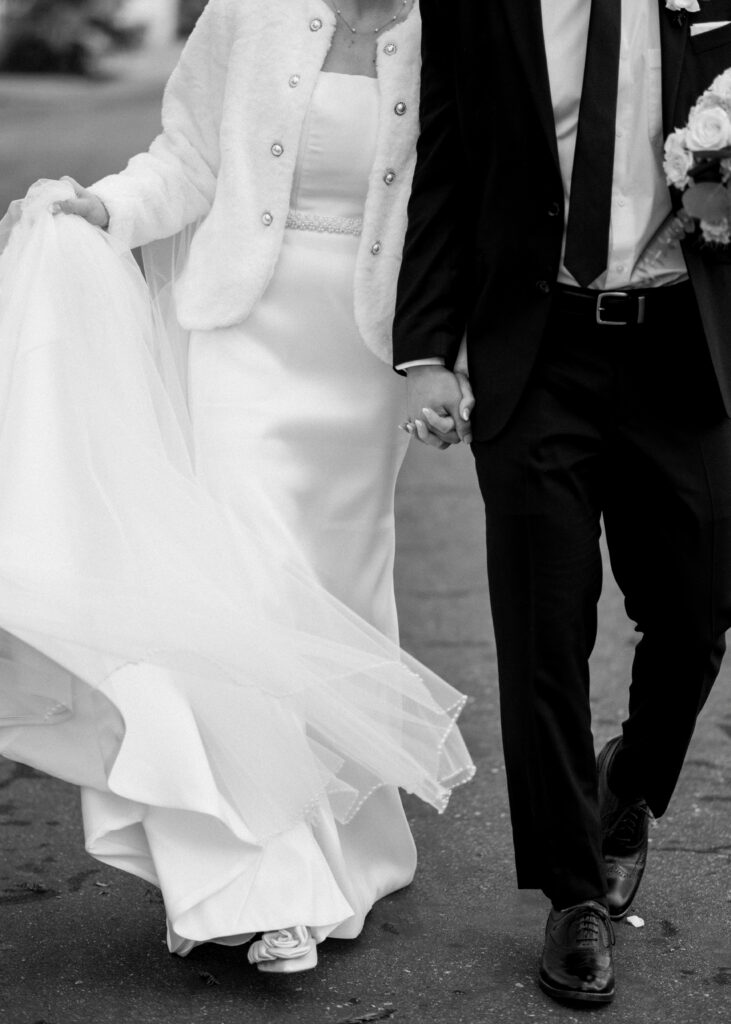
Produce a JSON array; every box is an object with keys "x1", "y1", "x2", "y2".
[
  {"x1": 371, "y1": 241, "x2": 382, "y2": 255},
  {"x1": 383, "y1": 169, "x2": 396, "y2": 185},
  {"x1": 262, "y1": 211, "x2": 274, "y2": 226},
  {"x1": 536, "y1": 279, "x2": 551, "y2": 294},
  {"x1": 271, "y1": 142, "x2": 284, "y2": 157},
  {"x1": 384, "y1": 41, "x2": 398, "y2": 55},
  {"x1": 289, "y1": 74, "x2": 301, "y2": 88},
  {"x1": 310, "y1": 18, "x2": 323, "y2": 31},
  {"x1": 394, "y1": 101, "x2": 407, "y2": 116},
  {"x1": 547, "y1": 202, "x2": 560, "y2": 217}
]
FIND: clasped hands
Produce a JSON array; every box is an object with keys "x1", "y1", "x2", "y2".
[{"x1": 399, "y1": 365, "x2": 474, "y2": 450}]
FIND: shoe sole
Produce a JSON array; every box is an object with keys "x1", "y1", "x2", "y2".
[{"x1": 539, "y1": 972, "x2": 615, "y2": 1006}]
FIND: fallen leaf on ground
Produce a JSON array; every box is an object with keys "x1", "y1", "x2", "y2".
[{"x1": 626, "y1": 915, "x2": 645, "y2": 928}]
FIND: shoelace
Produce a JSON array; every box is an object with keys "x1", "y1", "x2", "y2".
[
  {"x1": 572, "y1": 907, "x2": 615, "y2": 948},
  {"x1": 575, "y1": 910, "x2": 602, "y2": 945},
  {"x1": 609, "y1": 803, "x2": 648, "y2": 847}
]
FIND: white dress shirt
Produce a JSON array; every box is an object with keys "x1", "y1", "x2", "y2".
[
  {"x1": 545, "y1": 0, "x2": 686, "y2": 291},
  {"x1": 399, "y1": 0, "x2": 707, "y2": 371}
]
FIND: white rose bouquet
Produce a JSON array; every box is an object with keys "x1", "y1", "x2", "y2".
[{"x1": 661, "y1": 69, "x2": 731, "y2": 247}]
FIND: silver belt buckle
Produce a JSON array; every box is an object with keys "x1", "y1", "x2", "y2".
[{"x1": 595, "y1": 290, "x2": 646, "y2": 326}]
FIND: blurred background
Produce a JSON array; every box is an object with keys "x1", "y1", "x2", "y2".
[{"x1": 0, "y1": 0, "x2": 207, "y2": 211}]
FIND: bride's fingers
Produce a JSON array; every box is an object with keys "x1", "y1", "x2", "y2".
[
  {"x1": 53, "y1": 197, "x2": 92, "y2": 217},
  {"x1": 60, "y1": 176, "x2": 85, "y2": 197},
  {"x1": 414, "y1": 418, "x2": 451, "y2": 451},
  {"x1": 53, "y1": 197, "x2": 81, "y2": 215},
  {"x1": 52, "y1": 195, "x2": 109, "y2": 228},
  {"x1": 422, "y1": 406, "x2": 457, "y2": 436},
  {"x1": 422, "y1": 407, "x2": 461, "y2": 446}
]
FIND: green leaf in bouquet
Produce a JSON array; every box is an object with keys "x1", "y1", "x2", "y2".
[{"x1": 682, "y1": 182, "x2": 731, "y2": 222}]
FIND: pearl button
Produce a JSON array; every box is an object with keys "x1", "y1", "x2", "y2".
[
  {"x1": 289, "y1": 74, "x2": 300, "y2": 88},
  {"x1": 384, "y1": 170, "x2": 396, "y2": 185},
  {"x1": 310, "y1": 18, "x2": 322, "y2": 31},
  {"x1": 262, "y1": 212, "x2": 274, "y2": 226},
  {"x1": 384, "y1": 41, "x2": 398, "y2": 55},
  {"x1": 394, "y1": 101, "x2": 407, "y2": 116},
  {"x1": 271, "y1": 142, "x2": 284, "y2": 157},
  {"x1": 371, "y1": 241, "x2": 382, "y2": 255},
  {"x1": 616, "y1": 197, "x2": 626, "y2": 207}
]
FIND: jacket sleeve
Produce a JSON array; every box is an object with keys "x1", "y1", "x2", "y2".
[
  {"x1": 392, "y1": 0, "x2": 471, "y2": 368},
  {"x1": 89, "y1": 0, "x2": 234, "y2": 250}
]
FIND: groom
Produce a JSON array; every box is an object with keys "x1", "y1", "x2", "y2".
[{"x1": 394, "y1": 0, "x2": 731, "y2": 1006}]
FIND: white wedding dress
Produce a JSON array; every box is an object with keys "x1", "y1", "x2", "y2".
[{"x1": 0, "y1": 73, "x2": 474, "y2": 956}]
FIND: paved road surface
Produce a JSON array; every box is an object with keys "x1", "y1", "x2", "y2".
[{"x1": 0, "y1": 56, "x2": 729, "y2": 1024}]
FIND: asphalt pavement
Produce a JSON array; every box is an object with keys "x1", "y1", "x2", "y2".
[{"x1": 0, "y1": 51, "x2": 729, "y2": 1024}]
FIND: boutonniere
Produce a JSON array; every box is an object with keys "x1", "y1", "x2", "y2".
[{"x1": 666, "y1": 0, "x2": 701, "y2": 26}]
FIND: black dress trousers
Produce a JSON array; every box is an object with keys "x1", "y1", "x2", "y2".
[{"x1": 472, "y1": 286, "x2": 731, "y2": 908}]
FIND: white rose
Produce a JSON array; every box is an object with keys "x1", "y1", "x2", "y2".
[
  {"x1": 697, "y1": 92, "x2": 731, "y2": 117},
  {"x1": 711, "y1": 69, "x2": 731, "y2": 104},
  {"x1": 664, "y1": 130, "x2": 694, "y2": 188},
  {"x1": 665, "y1": 1, "x2": 700, "y2": 11},
  {"x1": 686, "y1": 105, "x2": 731, "y2": 151},
  {"x1": 700, "y1": 218, "x2": 731, "y2": 246}
]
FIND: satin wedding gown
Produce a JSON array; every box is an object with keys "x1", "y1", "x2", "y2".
[{"x1": 0, "y1": 73, "x2": 474, "y2": 957}]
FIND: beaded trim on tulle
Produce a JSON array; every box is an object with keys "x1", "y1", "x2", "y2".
[
  {"x1": 44, "y1": 702, "x2": 70, "y2": 720},
  {"x1": 285, "y1": 210, "x2": 363, "y2": 237},
  {"x1": 58, "y1": 650, "x2": 474, "y2": 844}
]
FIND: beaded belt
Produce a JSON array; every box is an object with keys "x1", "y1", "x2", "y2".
[{"x1": 285, "y1": 210, "x2": 363, "y2": 238}]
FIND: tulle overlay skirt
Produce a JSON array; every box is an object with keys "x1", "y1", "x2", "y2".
[{"x1": 0, "y1": 182, "x2": 474, "y2": 950}]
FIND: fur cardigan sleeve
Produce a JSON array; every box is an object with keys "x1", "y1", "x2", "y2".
[{"x1": 90, "y1": 0, "x2": 235, "y2": 249}]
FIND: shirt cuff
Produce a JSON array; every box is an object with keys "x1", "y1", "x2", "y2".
[{"x1": 395, "y1": 357, "x2": 446, "y2": 372}]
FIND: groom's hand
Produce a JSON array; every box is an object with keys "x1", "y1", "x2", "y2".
[{"x1": 402, "y1": 366, "x2": 473, "y2": 449}]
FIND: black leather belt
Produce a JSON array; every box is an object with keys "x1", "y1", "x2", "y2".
[{"x1": 554, "y1": 282, "x2": 691, "y2": 326}]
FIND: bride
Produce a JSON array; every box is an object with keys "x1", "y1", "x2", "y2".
[{"x1": 0, "y1": 0, "x2": 474, "y2": 974}]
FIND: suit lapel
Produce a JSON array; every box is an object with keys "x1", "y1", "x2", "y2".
[
  {"x1": 498, "y1": 0, "x2": 559, "y2": 168},
  {"x1": 659, "y1": 0, "x2": 688, "y2": 135}
]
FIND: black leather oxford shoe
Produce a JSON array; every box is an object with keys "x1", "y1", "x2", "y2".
[
  {"x1": 539, "y1": 900, "x2": 616, "y2": 1005},
  {"x1": 597, "y1": 736, "x2": 651, "y2": 920}
]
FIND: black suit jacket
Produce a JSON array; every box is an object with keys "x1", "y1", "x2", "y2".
[{"x1": 393, "y1": 0, "x2": 731, "y2": 440}]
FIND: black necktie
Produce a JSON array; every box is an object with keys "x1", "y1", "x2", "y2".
[{"x1": 563, "y1": 0, "x2": 622, "y2": 288}]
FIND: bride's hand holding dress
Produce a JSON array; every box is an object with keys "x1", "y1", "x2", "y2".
[{"x1": 52, "y1": 177, "x2": 109, "y2": 228}]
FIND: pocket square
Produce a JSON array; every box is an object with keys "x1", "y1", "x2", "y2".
[{"x1": 690, "y1": 19, "x2": 731, "y2": 33}]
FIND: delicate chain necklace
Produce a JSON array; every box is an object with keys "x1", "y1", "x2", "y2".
[{"x1": 326, "y1": 0, "x2": 409, "y2": 36}]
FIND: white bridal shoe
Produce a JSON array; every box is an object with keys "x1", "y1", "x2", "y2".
[{"x1": 247, "y1": 926, "x2": 318, "y2": 973}]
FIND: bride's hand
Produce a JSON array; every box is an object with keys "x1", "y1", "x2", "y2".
[{"x1": 51, "y1": 177, "x2": 110, "y2": 229}]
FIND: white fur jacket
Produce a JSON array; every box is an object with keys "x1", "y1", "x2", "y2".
[{"x1": 91, "y1": 0, "x2": 422, "y2": 363}]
